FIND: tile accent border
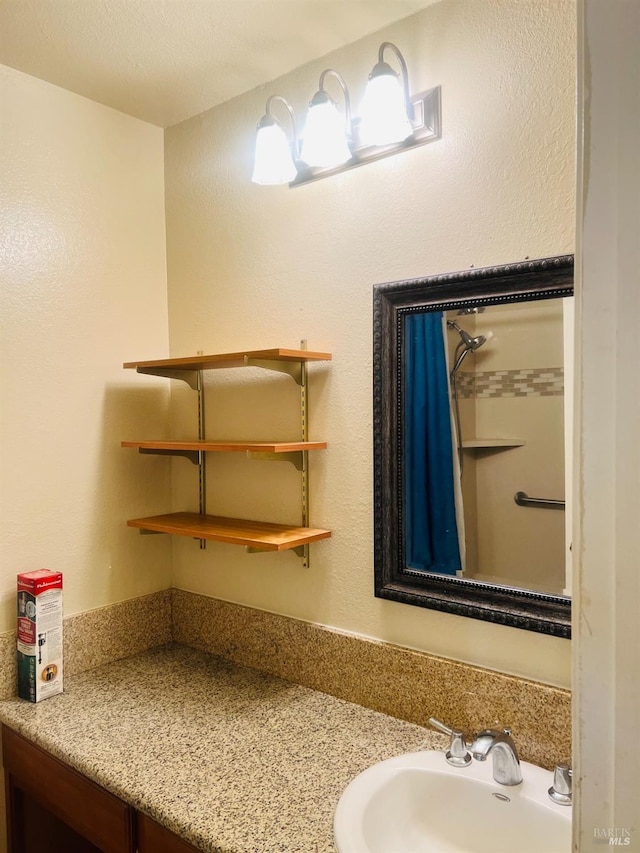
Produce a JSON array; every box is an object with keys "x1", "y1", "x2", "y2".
[
  {"x1": 0, "y1": 590, "x2": 172, "y2": 700},
  {"x1": 172, "y1": 589, "x2": 571, "y2": 769},
  {"x1": 458, "y1": 367, "x2": 564, "y2": 398}
]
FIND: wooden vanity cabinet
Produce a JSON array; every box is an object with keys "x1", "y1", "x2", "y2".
[
  {"x1": 137, "y1": 814, "x2": 199, "y2": 853},
  {"x1": 2, "y1": 726, "x2": 199, "y2": 853}
]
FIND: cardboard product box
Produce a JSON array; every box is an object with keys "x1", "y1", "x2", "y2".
[{"x1": 17, "y1": 570, "x2": 63, "y2": 702}]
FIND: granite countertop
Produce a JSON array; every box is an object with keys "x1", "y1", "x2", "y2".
[{"x1": 0, "y1": 643, "x2": 446, "y2": 853}]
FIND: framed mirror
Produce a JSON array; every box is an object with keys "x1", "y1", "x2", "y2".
[{"x1": 373, "y1": 255, "x2": 574, "y2": 637}]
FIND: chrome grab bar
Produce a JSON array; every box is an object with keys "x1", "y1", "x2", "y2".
[{"x1": 514, "y1": 491, "x2": 565, "y2": 510}]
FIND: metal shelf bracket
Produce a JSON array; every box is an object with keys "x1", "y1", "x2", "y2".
[
  {"x1": 246, "y1": 451, "x2": 303, "y2": 470},
  {"x1": 138, "y1": 448, "x2": 200, "y2": 465},
  {"x1": 244, "y1": 357, "x2": 303, "y2": 385},
  {"x1": 135, "y1": 367, "x2": 199, "y2": 390},
  {"x1": 294, "y1": 544, "x2": 310, "y2": 565},
  {"x1": 244, "y1": 544, "x2": 310, "y2": 565}
]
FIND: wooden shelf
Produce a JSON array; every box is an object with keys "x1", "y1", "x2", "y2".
[
  {"x1": 461, "y1": 438, "x2": 525, "y2": 448},
  {"x1": 127, "y1": 512, "x2": 331, "y2": 551},
  {"x1": 123, "y1": 348, "x2": 331, "y2": 371},
  {"x1": 123, "y1": 343, "x2": 331, "y2": 561},
  {"x1": 121, "y1": 440, "x2": 327, "y2": 453}
]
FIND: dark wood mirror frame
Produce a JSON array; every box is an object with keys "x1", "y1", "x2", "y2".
[{"x1": 373, "y1": 255, "x2": 574, "y2": 638}]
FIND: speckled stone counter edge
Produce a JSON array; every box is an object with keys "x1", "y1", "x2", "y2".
[
  {"x1": 0, "y1": 589, "x2": 172, "y2": 700},
  {"x1": 0, "y1": 646, "x2": 446, "y2": 853},
  {"x1": 172, "y1": 589, "x2": 571, "y2": 769},
  {"x1": 0, "y1": 587, "x2": 570, "y2": 769}
]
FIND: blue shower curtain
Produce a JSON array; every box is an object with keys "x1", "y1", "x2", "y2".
[{"x1": 405, "y1": 312, "x2": 462, "y2": 575}]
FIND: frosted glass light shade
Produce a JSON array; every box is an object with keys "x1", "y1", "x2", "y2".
[
  {"x1": 360, "y1": 74, "x2": 413, "y2": 147},
  {"x1": 300, "y1": 100, "x2": 351, "y2": 168},
  {"x1": 251, "y1": 123, "x2": 297, "y2": 185}
]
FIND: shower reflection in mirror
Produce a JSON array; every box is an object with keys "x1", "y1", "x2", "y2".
[
  {"x1": 403, "y1": 297, "x2": 569, "y2": 597},
  {"x1": 447, "y1": 308, "x2": 491, "y2": 475}
]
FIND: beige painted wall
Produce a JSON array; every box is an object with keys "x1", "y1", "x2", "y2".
[
  {"x1": 165, "y1": 0, "x2": 575, "y2": 687},
  {"x1": 0, "y1": 66, "x2": 173, "y2": 632}
]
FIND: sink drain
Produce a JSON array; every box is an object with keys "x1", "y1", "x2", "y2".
[{"x1": 492, "y1": 792, "x2": 511, "y2": 802}]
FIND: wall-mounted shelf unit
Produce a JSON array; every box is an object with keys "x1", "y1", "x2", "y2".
[
  {"x1": 127, "y1": 513, "x2": 331, "y2": 550},
  {"x1": 122, "y1": 346, "x2": 331, "y2": 565},
  {"x1": 461, "y1": 438, "x2": 525, "y2": 449},
  {"x1": 121, "y1": 440, "x2": 327, "y2": 469}
]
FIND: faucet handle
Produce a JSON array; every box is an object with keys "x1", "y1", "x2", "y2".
[
  {"x1": 428, "y1": 717, "x2": 472, "y2": 767},
  {"x1": 548, "y1": 763, "x2": 572, "y2": 805}
]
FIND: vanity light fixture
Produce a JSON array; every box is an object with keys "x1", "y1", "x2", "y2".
[
  {"x1": 359, "y1": 42, "x2": 413, "y2": 146},
  {"x1": 251, "y1": 95, "x2": 299, "y2": 185},
  {"x1": 251, "y1": 41, "x2": 441, "y2": 188},
  {"x1": 300, "y1": 69, "x2": 352, "y2": 168}
]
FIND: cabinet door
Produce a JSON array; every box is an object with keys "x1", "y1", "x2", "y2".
[
  {"x1": 5, "y1": 781, "x2": 103, "y2": 853},
  {"x1": 136, "y1": 813, "x2": 201, "y2": 853},
  {"x1": 2, "y1": 726, "x2": 135, "y2": 853}
]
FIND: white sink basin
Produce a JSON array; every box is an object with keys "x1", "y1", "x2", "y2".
[{"x1": 334, "y1": 750, "x2": 571, "y2": 853}]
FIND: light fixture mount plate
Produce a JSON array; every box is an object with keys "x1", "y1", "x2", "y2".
[{"x1": 290, "y1": 86, "x2": 441, "y2": 188}]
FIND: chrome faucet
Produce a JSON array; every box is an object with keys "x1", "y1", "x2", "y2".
[
  {"x1": 548, "y1": 763, "x2": 572, "y2": 805},
  {"x1": 428, "y1": 717, "x2": 472, "y2": 766},
  {"x1": 469, "y1": 728, "x2": 523, "y2": 786}
]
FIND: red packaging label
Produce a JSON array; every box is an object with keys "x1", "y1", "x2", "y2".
[
  {"x1": 17, "y1": 570, "x2": 63, "y2": 595},
  {"x1": 18, "y1": 618, "x2": 36, "y2": 645},
  {"x1": 17, "y1": 617, "x2": 35, "y2": 644}
]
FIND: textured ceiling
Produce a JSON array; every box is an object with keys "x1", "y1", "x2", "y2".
[{"x1": 0, "y1": 0, "x2": 434, "y2": 127}]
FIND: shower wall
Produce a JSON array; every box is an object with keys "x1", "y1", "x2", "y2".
[{"x1": 452, "y1": 300, "x2": 566, "y2": 594}]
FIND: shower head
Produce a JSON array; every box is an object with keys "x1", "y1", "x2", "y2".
[
  {"x1": 447, "y1": 319, "x2": 493, "y2": 377},
  {"x1": 462, "y1": 329, "x2": 487, "y2": 351},
  {"x1": 446, "y1": 319, "x2": 489, "y2": 352}
]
